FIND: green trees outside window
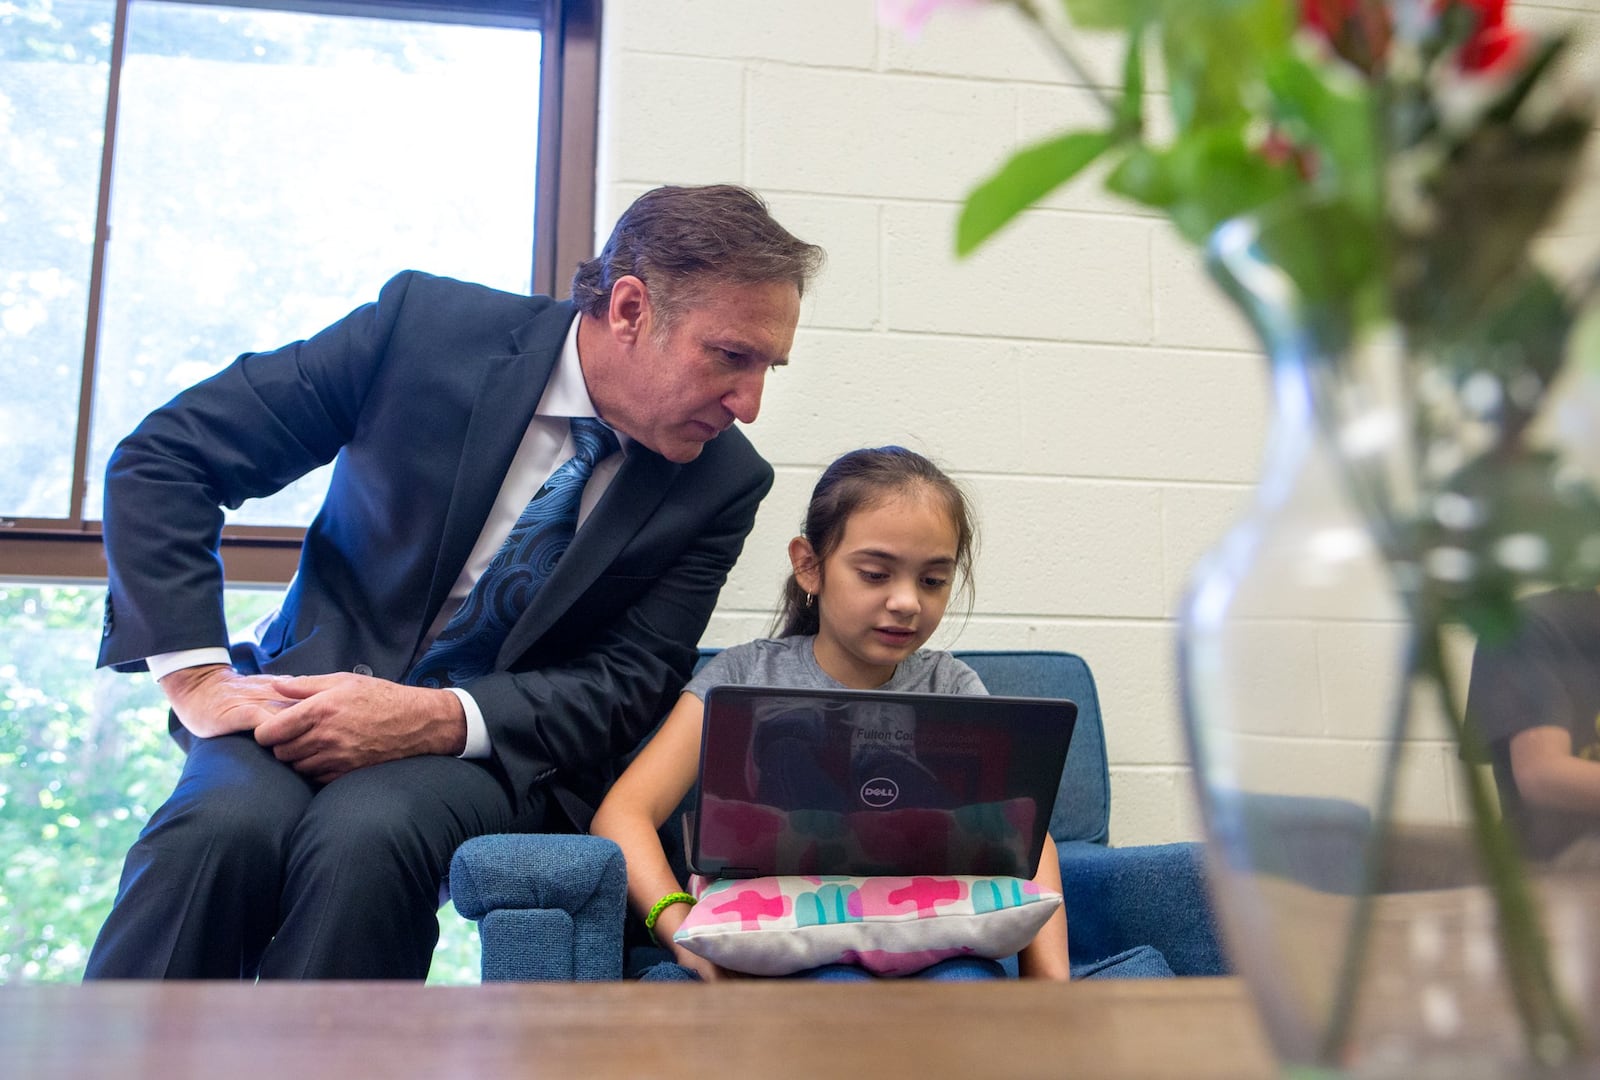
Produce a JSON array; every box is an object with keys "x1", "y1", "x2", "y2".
[{"x1": 0, "y1": 586, "x2": 481, "y2": 984}]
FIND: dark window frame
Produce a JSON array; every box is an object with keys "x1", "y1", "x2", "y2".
[{"x1": 0, "y1": 0, "x2": 600, "y2": 585}]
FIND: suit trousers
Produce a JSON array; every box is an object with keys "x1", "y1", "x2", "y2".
[{"x1": 83, "y1": 733, "x2": 539, "y2": 980}]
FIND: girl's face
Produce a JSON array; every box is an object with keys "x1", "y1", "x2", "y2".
[{"x1": 790, "y1": 489, "x2": 960, "y2": 689}]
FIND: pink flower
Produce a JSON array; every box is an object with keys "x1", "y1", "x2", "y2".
[{"x1": 877, "y1": 0, "x2": 985, "y2": 39}]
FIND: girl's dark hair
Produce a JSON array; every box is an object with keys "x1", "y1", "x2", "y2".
[{"x1": 773, "y1": 446, "x2": 977, "y2": 639}]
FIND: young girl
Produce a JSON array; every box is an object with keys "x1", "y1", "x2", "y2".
[{"x1": 590, "y1": 446, "x2": 1070, "y2": 981}]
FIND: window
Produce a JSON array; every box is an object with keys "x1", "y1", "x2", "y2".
[
  {"x1": 0, "y1": 0, "x2": 597, "y2": 983},
  {"x1": 1, "y1": 0, "x2": 598, "y2": 578},
  {"x1": 1, "y1": 583, "x2": 276, "y2": 982},
  {"x1": 0, "y1": 581, "x2": 489, "y2": 984}
]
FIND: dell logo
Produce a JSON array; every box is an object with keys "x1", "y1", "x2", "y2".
[{"x1": 860, "y1": 777, "x2": 899, "y2": 808}]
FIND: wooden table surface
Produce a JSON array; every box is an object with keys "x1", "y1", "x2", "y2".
[{"x1": 1, "y1": 978, "x2": 1275, "y2": 1079}]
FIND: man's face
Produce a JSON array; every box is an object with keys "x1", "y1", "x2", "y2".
[{"x1": 593, "y1": 278, "x2": 801, "y2": 464}]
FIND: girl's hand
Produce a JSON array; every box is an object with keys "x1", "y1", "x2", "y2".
[
  {"x1": 673, "y1": 947, "x2": 735, "y2": 982},
  {"x1": 1022, "y1": 958, "x2": 1071, "y2": 981}
]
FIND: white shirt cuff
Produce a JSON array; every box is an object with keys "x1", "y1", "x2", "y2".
[
  {"x1": 146, "y1": 647, "x2": 234, "y2": 682},
  {"x1": 446, "y1": 687, "x2": 491, "y2": 759}
]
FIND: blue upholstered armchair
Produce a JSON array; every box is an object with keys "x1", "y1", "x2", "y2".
[{"x1": 450, "y1": 650, "x2": 1228, "y2": 980}]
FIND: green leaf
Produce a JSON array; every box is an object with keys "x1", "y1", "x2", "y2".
[
  {"x1": 1452, "y1": 589, "x2": 1525, "y2": 648},
  {"x1": 1263, "y1": 50, "x2": 1379, "y2": 215},
  {"x1": 1391, "y1": 113, "x2": 1593, "y2": 339},
  {"x1": 1114, "y1": 15, "x2": 1146, "y2": 138},
  {"x1": 1151, "y1": 128, "x2": 1303, "y2": 245},
  {"x1": 1202, "y1": 194, "x2": 1382, "y2": 360},
  {"x1": 1062, "y1": 0, "x2": 1157, "y2": 31},
  {"x1": 1482, "y1": 34, "x2": 1573, "y2": 129},
  {"x1": 1159, "y1": 0, "x2": 1293, "y2": 133},
  {"x1": 957, "y1": 130, "x2": 1117, "y2": 255},
  {"x1": 1105, "y1": 145, "x2": 1177, "y2": 208},
  {"x1": 1439, "y1": 271, "x2": 1572, "y2": 389}
]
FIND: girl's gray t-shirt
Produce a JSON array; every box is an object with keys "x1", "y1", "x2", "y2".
[{"x1": 684, "y1": 635, "x2": 986, "y2": 699}]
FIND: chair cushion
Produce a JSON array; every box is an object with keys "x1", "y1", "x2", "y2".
[
  {"x1": 951, "y1": 651, "x2": 1110, "y2": 845},
  {"x1": 1071, "y1": 943, "x2": 1175, "y2": 979},
  {"x1": 673, "y1": 873, "x2": 1061, "y2": 977}
]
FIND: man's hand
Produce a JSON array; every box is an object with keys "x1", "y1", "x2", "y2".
[
  {"x1": 159, "y1": 664, "x2": 294, "y2": 739},
  {"x1": 253, "y1": 673, "x2": 469, "y2": 785}
]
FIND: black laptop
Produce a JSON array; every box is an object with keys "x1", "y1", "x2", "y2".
[{"x1": 684, "y1": 685, "x2": 1076, "y2": 880}]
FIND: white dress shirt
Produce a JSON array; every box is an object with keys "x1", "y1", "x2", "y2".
[{"x1": 146, "y1": 316, "x2": 626, "y2": 759}]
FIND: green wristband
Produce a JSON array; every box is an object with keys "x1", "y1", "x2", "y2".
[{"x1": 645, "y1": 891, "x2": 696, "y2": 943}]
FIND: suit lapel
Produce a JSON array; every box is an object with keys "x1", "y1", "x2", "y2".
[
  {"x1": 418, "y1": 304, "x2": 576, "y2": 647},
  {"x1": 496, "y1": 445, "x2": 679, "y2": 663}
]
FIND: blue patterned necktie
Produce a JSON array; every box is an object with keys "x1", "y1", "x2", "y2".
[{"x1": 407, "y1": 417, "x2": 620, "y2": 689}]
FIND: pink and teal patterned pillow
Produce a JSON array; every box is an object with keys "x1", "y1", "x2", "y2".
[{"x1": 672, "y1": 874, "x2": 1061, "y2": 977}]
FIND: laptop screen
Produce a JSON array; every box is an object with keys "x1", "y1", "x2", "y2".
[{"x1": 688, "y1": 685, "x2": 1076, "y2": 879}]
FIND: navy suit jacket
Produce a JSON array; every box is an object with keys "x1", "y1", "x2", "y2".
[{"x1": 98, "y1": 270, "x2": 774, "y2": 823}]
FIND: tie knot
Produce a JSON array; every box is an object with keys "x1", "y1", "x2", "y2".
[{"x1": 569, "y1": 416, "x2": 619, "y2": 468}]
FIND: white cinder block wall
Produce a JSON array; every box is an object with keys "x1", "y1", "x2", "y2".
[{"x1": 593, "y1": 0, "x2": 1600, "y2": 846}]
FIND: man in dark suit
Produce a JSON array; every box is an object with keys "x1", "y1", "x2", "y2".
[{"x1": 84, "y1": 184, "x2": 823, "y2": 980}]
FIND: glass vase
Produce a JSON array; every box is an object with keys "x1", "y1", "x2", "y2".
[{"x1": 1177, "y1": 209, "x2": 1600, "y2": 1077}]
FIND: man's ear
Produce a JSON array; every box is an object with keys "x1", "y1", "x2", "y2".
[
  {"x1": 607, "y1": 275, "x2": 650, "y2": 344},
  {"x1": 789, "y1": 536, "x2": 821, "y2": 595}
]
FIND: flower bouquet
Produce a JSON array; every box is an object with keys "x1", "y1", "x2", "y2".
[{"x1": 887, "y1": 0, "x2": 1600, "y2": 1071}]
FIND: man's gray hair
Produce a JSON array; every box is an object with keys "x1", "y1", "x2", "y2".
[{"x1": 571, "y1": 184, "x2": 824, "y2": 327}]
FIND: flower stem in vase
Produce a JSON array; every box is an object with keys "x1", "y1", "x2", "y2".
[
  {"x1": 1423, "y1": 615, "x2": 1585, "y2": 1067},
  {"x1": 1319, "y1": 633, "x2": 1418, "y2": 1064}
]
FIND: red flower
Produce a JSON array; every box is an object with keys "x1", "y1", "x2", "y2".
[
  {"x1": 1300, "y1": 0, "x2": 1358, "y2": 37},
  {"x1": 1261, "y1": 128, "x2": 1319, "y2": 181},
  {"x1": 1440, "y1": 0, "x2": 1527, "y2": 72},
  {"x1": 1300, "y1": 0, "x2": 1391, "y2": 75},
  {"x1": 1454, "y1": 0, "x2": 1507, "y2": 23},
  {"x1": 1301, "y1": 0, "x2": 1525, "y2": 76},
  {"x1": 1460, "y1": 24, "x2": 1523, "y2": 70}
]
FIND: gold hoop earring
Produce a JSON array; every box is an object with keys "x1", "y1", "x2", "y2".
[{"x1": 805, "y1": 592, "x2": 815, "y2": 608}]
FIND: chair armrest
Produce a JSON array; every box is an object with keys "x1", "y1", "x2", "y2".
[
  {"x1": 1058, "y1": 840, "x2": 1229, "y2": 977},
  {"x1": 450, "y1": 834, "x2": 627, "y2": 981}
]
